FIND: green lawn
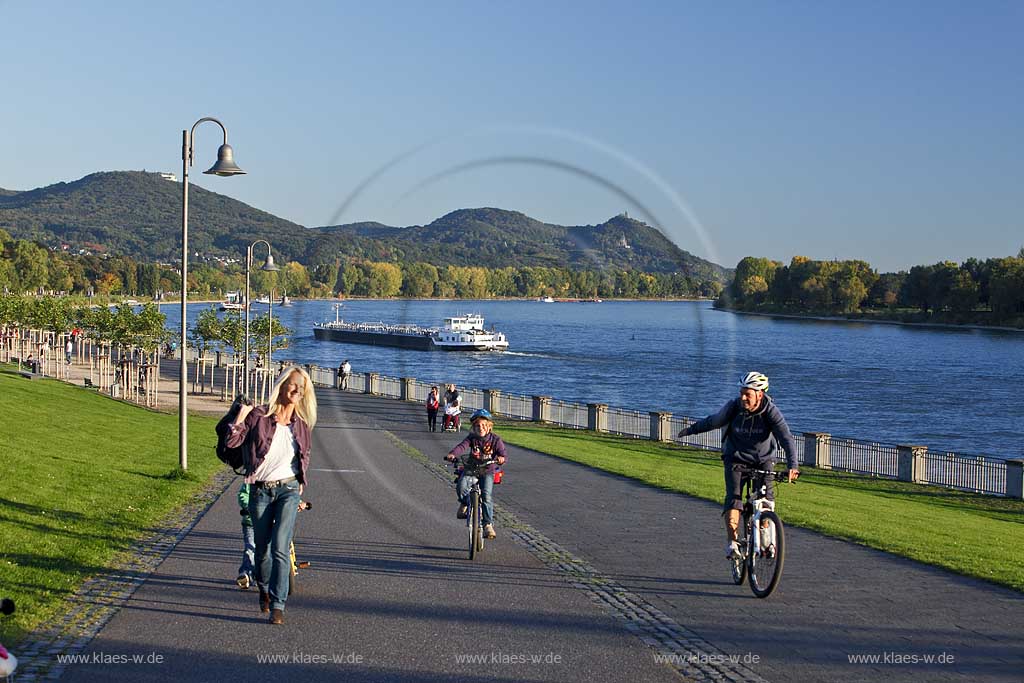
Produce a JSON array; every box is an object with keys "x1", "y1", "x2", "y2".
[
  {"x1": 495, "y1": 422, "x2": 1024, "y2": 592},
  {"x1": 0, "y1": 368, "x2": 222, "y2": 644}
]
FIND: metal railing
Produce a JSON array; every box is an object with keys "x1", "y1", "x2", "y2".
[
  {"x1": 828, "y1": 437, "x2": 899, "y2": 478},
  {"x1": 920, "y1": 450, "x2": 1006, "y2": 495},
  {"x1": 605, "y1": 407, "x2": 648, "y2": 438}
]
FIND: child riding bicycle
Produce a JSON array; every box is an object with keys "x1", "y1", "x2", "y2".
[
  {"x1": 677, "y1": 371, "x2": 799, "y2": 561},
  {"x1": 445, "y1": 409, "x2": 507, "y2": 539}
]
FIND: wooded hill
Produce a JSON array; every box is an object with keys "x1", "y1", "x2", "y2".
[{"x1": 0, "y1": 171, "x2": 728, "y2": 283}]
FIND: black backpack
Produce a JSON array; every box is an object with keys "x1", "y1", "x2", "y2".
[{"x1": 215, "y1": 395, "x2": 252, "y2": 474}]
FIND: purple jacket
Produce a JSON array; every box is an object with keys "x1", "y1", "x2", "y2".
[
  {"x1": 226, "y1": 405, "x2": 313, "y2": 486},
  {"x1": 448, "y1": 432, "x2": 507, "y2": 475}
]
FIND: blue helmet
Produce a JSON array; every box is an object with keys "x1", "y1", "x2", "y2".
[{"x1": 470, "y1": 408, "x2": 493, "y2": 422}]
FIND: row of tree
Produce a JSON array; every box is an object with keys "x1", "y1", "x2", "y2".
[
  {"x1": 336, "y1": 261, "x2": 723, "y2": 299},
  {"x1": 0, "y1": 296, "x2": 167, "y2": 353},
  {"x1": 723, "y1": 251, "x2": 1024, "y2": 326},
  {"x1": 1, "y1": 227, "x2": 725, "y2": 301},
  {"x1": 0, "y1": 295, "x2": 291, "y2": 362}
]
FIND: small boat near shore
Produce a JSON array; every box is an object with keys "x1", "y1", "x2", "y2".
[
  {"x1": 219, "y1": 291, "x2": 246, "y2": 311},
  {"x1": 313, "y1": 312, "x2": 509, "y2": 351},
  {"x1": 252, "y1": 294, "x2": 292, "y2": 306}
]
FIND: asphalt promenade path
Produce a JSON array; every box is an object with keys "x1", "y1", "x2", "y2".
[
  {"x1": 54, "y1": 388, "x2": 681, "y2": 683},
  {"x1": 47, "y1": 379, "x2": 1023, "y2": 682}
]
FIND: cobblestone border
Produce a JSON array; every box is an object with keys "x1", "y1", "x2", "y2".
[
  {"x1": 9, "y1": 468, "x2": 237, "y2": 682},
  {"x1": 386, "y1": 432, "x2": 769, "y2": 683}
]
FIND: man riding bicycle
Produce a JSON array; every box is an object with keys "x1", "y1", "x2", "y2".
[
  {"x1": 677, "y1": 372, "x2": 799, "y2": 560},
  {"x1": 445, "y1": 409, "x2": 507, "y2": 539}
]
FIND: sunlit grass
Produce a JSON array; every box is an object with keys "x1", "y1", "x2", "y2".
[{"x1": 0, "y1": 367, "x2": 222, "y2": 644}]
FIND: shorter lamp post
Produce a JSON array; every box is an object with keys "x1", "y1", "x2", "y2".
[
  {"x1": 268, "y1": 286, "x2": 276, "y2": 369},
  {"x1": 244, "y1": 242, "x2": 278, "y2": 396}
]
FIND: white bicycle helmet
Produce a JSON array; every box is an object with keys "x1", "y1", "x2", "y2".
[{"x1": 738, "y1": 371, "x2": 769, "y2": 392}]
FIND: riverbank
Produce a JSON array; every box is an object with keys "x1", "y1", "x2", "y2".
[{"x1": 715, "y1": 305, "x2": 1024, "y2": 333}]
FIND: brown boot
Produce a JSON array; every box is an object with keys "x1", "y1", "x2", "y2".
[
  {"x1": 259, "y1": 591, "x2": 270, "y2": 613},
  {"x1": 269, "y1": 608, "x2": 284, "y2": 625},
  {"x1": 484, "y1": 524, "x2": 496, "y2": 539},
  {"x1": 456, "y1": 504, "x2": 468, "y2": 519}
]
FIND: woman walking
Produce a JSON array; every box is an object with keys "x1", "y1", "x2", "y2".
[
  {"x1": 226, "y1": 366, "x2": 317, "y2": 625},
  {"x1": 426, "y1": 385, "x2": 440, "y2": 432}
]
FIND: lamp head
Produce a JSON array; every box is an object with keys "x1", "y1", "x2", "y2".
[
  {"x1": 261, "y1": 253, "x2": 279, "y2": 272},
  {"x1": 204, "y1": 144, "x2": 246, "y2": 176}
]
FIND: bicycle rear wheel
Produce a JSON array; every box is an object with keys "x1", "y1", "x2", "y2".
[
  {"x1": 748, "y1": 511, "x2": 785, "y2": 598},
  {"x1": 468, "y1": 490, "x2": 481, "y2": 560}
]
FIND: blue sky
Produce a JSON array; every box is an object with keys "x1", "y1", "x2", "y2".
[{"x1": 1, "y1": 0, "x2": 1021, "y2": 272}]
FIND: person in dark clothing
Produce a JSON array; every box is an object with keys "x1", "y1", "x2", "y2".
[{"x1": 677, "y1": 371, "x2": 799, "y2": 560}]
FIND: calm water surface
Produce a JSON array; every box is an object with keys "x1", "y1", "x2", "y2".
[{"x1": 160, "y1": 299, "x2": 1023, "y2": 460}]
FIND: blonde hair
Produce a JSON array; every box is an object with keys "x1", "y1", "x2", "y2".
[{"x1": 267, "y1": 365, "x2": 317, "y2": 428}]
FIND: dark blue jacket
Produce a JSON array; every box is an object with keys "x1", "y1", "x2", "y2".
[{"x1": 682, "y1": 396, "x2": 799, "y2": 470}]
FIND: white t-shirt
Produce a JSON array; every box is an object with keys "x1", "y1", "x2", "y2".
[{"x1": 252, "y1": 422, "x2": 298, "y2": 482}]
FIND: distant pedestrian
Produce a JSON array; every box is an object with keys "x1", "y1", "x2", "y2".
[
  {"x1": 66, "y1": 339, "x2": 74, "y2": 365},
  {"x1": 426, "y1": 385, "x2": 440, "y2": 432},
  {"x1": 338, "y1": 359, "x2": 351, "y2": 390},
  {"x1": 443, "y1": 384, "x2": 462, "y2": 432}
]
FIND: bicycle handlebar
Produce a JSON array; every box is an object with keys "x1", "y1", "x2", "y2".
[
  {"x1": 731, "y1": 465, "x2": 792, "y2": 482},
  {"x1": 451, "y1": 456, "x2": 498, "y2": 475}
]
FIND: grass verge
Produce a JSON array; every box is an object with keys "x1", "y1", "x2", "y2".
[
  {"x1": 0, "y1": 367, "x2": 222, "y2": 644},
  {"x1": 495, "y1": 421, "x2": 1024, "y2": 592}
]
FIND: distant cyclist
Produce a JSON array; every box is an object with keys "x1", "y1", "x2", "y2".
[
  {"x1": 677, "y1": 372, "x2": 799, "y2": 560},
  {"x1": 445, "y1": 409, "x2": 507, "y2": 539}
]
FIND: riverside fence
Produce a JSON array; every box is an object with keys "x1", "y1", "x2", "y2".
[
  {"x1": 300, "y1": 364, "x2": 1023, "y2": 500},
  {"x1": 26, "y1": 333, "x2": 1016, "y2": 501}
]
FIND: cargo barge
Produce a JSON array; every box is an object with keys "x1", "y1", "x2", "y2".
[{"x1": 313, "y1": 312, "x2": 508, "y2": 351}]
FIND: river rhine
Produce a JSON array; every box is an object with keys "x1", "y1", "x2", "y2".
[{"x1": 159, "y1": 299, "x2": 1022, "y2": 461}]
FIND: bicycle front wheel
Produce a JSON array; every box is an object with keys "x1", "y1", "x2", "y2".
[
  {"x1": 748, "y1": 511, "x2": 785, "y2": 598},
  {"x1": 731, "y1": 514, "x2": 749, "y2": 585},
  {"x1": 468, "y1": 490, "x2": 481, "y2": 560}
]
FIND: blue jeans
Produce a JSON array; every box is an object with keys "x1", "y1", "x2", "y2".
[
  {"x1": 238, "y1": 523, "x2": 255, "y2": 580},
  {"x1": 457, "y1": 472, "x2": 495, "y2": 525},
  {"x1": 249, "y1": 480, "x2": 300, "y2": 611}
]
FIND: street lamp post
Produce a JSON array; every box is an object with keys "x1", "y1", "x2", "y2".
[
  {"x1": 268, "y1": 286, "x2": 276, "y2": 368},
  {"x1": 244, "y1": 241, "x2": 278, "y2": 397},
  {"x1": 180, "y1": 117, "x2": 245, "y2": 471}
]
